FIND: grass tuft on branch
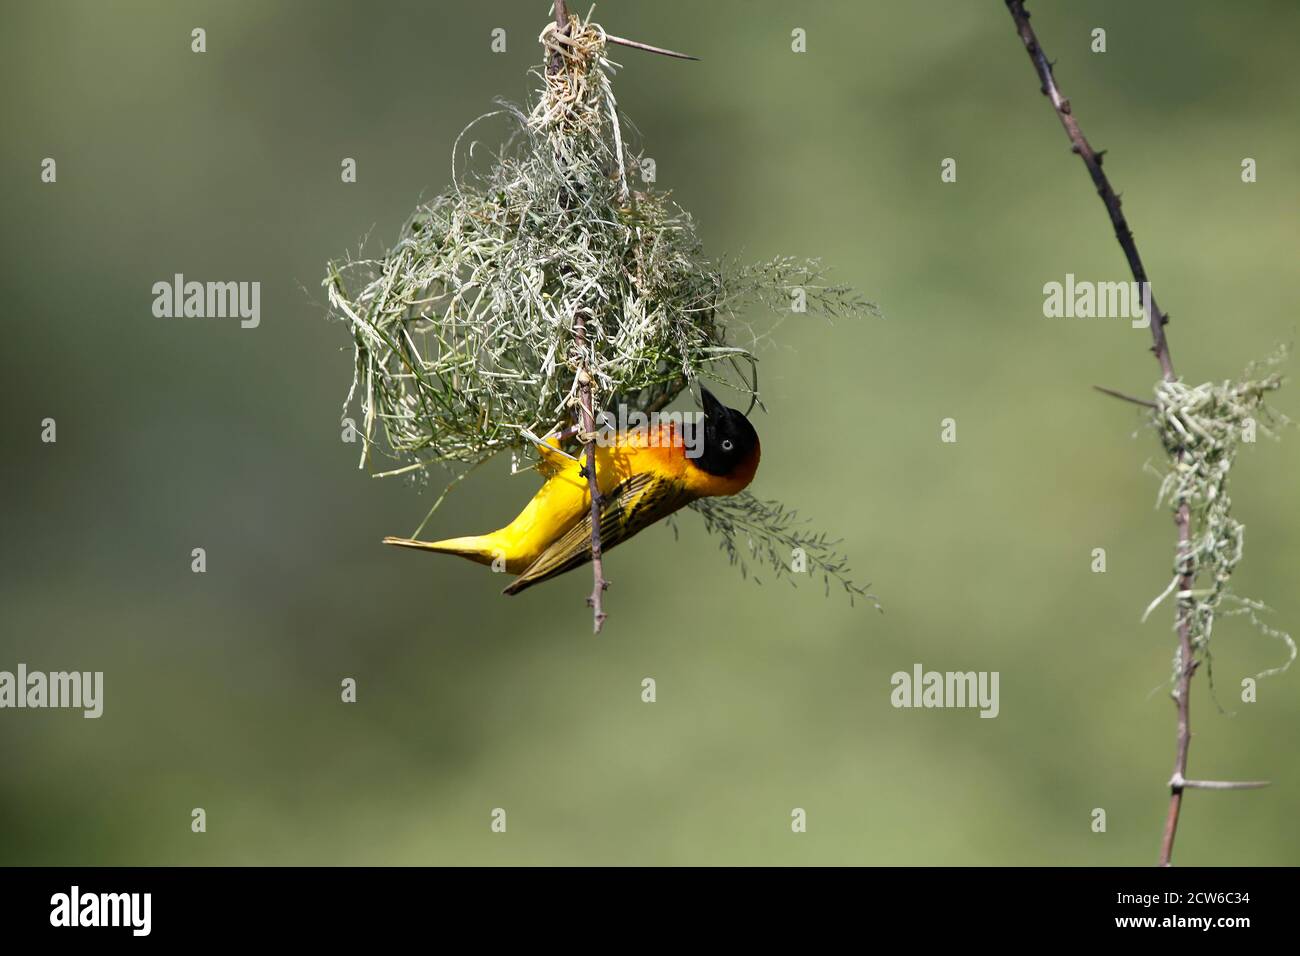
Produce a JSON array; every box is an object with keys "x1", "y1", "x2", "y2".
[{"x1": 1144, "y1": 350, "x2": 1295, "y2": 686}]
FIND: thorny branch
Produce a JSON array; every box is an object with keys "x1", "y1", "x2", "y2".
[
  {"x1": 1003, "y1": 1, "x2": 1267, "y2": 866},
  {"x1": 548, "y1": 0, "x2": 698, "y2": 633},
  {"x1": 574, "y1": 309, "x2": 609, "y2": 633},
  {"x1": 549, "y1": 1, "x2": 608, "y2": 634}
]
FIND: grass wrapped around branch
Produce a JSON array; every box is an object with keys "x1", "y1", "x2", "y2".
[{"x1": 1144, "y1": 351, "x2": 1295, "y2": 685}]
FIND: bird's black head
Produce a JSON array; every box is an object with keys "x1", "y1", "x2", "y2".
[{"x1": 695, "y1": 388, "x2": 761, "y2": 477}]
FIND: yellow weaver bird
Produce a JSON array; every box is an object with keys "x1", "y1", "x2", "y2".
[{"x1": 383, "y1": 389, "x2": 761, "y2": 594}]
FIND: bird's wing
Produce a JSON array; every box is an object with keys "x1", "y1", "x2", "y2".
[{"x1": 502, "y1": 471, "x2": 694, "y2": 595}]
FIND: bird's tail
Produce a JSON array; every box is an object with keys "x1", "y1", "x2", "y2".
[{"x1": 382, "y1": 535, "x2": 502, "y2": 568}]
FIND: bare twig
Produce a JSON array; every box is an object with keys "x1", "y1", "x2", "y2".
[
  {"x1": 1004, "y1": 2, "x2": 1173, "y2": 379},
  {"x1": 1003, "y1": 1, "x2": 1205, "y2": 867},
  {"x1": 604, "y1": 33, "x2": 699, "y2": 61},
  {"x1": 1175, "y1": 775, "x2": 1271, "y2": 792},
  {"x1": 1092, "y1": 385, "x2": 1158, "y2": 409},
  {"x1": 548, "y1": 0, "x2": 569, "y2": 72}
]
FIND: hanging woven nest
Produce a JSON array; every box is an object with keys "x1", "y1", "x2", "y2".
[{"x1": 323, "y1": 8, "x2": 878, "y2": 603}]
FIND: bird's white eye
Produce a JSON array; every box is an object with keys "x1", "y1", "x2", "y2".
[{"x1": 721, "y1": 439, "x2": 734, "y2": 452}]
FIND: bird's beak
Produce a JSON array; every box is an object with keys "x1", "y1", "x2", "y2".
[{"x1": 700, "y1": 387, "x2": 725, "y2": 420}]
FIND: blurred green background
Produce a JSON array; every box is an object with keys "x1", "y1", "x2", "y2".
[{"x1": 2, "y1": 0, "x2": 1296, "y2": 866}]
